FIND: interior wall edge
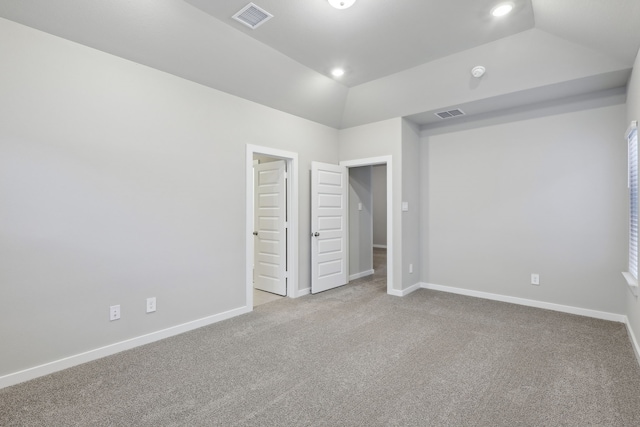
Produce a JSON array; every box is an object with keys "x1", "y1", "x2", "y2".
[{"x1": 625, "y1": 319, "x2": 640, "y2": 369}]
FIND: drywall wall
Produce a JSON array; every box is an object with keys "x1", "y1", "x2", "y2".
[
  {"x1": 626, "y1": 47, "x2": 640, "y2": 349},
  {"x1": 421, "y1": 102, "x2": 627, "y2": 315},
  {"x1": 348, "y1": 166, "x2": 373, "y2": 278},
  {"x1": 372, "y1": 165, "x2": 387, "y2": 247},
  {"x1": 339, "y1": 119, "x2": 403, "y2": 291},
  {"x1": 342, "y1": 29, "x2": 631, "y2": 128},
  {"x1": 0, "y1": 2, "x2": 348, "y2": 128},
  {"x1": 0, "y1": 19, "x2": 339, "y2": 379},
  {"x1": 401, "y1": 120, "x2": 421, "y2": 287}
]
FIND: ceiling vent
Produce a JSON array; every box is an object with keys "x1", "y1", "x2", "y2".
[
  {"x1": 232, "y1": 3, "x2": 273, "y2": 29},
  {"x1": 435, "y1": 108, "x2": 465, "y2": 120}
]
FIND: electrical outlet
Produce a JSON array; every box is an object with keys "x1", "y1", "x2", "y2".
[
  {"x1": 110, "y1": 305, "x2": 120, "y2": 321},
  {"x1": 531, "y1": 274, "x2": 540, "y2": 286},
  {"x1": 146, "y1": 297, "x2": 156, "y2": 313}
]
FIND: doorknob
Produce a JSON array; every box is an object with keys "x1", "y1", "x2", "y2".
[
  {"x1": 313, "y1": 232, "x2": 320, "y2": 237},
  {"x1": 253, "y1": 231, "x2": 258, "y2": 236}
]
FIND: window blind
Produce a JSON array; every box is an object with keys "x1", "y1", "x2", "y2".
[{"x1": 629, "y1": 126, "x2": 638, "y2": 279}]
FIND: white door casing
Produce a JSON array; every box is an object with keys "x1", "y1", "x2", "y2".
[
  {"x1": 311, "y1": 162, "x2": 348, "y2": 293},
  {"x1": 340, "y1": 156, "x2": 393, "y2": 294},
  {"x1": 254, "y1": 160, "x2": 287, "y2": 296}
]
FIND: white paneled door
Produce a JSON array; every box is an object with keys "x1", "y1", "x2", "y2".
[
  {"x1": 254, "y1": 160, "x2": 287, "y2": 296},
  {"x1": 311, "y1": 162, "x2": 348, "y2": 293}
]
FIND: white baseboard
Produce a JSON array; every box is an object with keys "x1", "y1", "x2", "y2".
[
  {"x1": 295, "y1": 287, "x2": 310, "y2": 298},
  {"x1": 373, "y1": 244, "x2": 387, "y2": 249},
  {"x1": 419, "y1": 283, "x2": 639, "y2": 369},
  {"x1": 420, "y1": 283, "x2": 626, "y2": 323},
  {"x1": 387, "y1": 289, "x2": 403, "y2": 297},
  {"x1": 349, "y1": 269, "x2": 374, "y2": 281},
  {"x1": 0, "y1": 305, "x2": 251, "y2": 390},
  {"x1": 387, "y1": 282, "x2": 421, "y2": 297},
  {"x1": 5, "y1": 284, "x2": 634, "y2": 390},
  {"x1": 625, "y1": 319, "x2": 640, "y2": 368}
]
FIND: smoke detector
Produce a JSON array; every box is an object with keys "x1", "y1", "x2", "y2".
[
  {"x1": 471, "y1": 66, "x2": 486, "y2": 78},
  {"x1": 329, "y1": 0, "x2": 357, "y2": 9}
]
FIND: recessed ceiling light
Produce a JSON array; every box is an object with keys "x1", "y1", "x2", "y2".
[
  {"x1": 491, "y1": 3, "x2": 513, "y2": 17},
  {"x1": 328, "y1": 0, "x2": 356, "y2": 10},
  {"x1": 331, "y1": 68, "x2": 345, "y2": 77}
]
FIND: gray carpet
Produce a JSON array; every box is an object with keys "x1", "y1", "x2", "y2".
[{"x1": 3, "y1": 249, "x2": 640, "y2": 426}]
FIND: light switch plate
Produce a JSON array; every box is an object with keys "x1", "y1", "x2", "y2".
[{"x1": 402, "y1": 202, "x2": 409, "y2": 212}]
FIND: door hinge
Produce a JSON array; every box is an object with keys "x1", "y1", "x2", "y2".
[
  {"x1": 285, "y1": 222, "x2": 288, "y2": 229},
  {"x1": 284, "y1": 171, "x2": 287, "y2": 179}
]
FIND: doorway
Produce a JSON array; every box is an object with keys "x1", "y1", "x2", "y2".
[
  {"x1": 309, "y1": 156, "x2": 393, "y2": 294},
  {"x1": 245, "y1": 145, "x2": 299, "y2": 310},
  {"x1": 341, "y1": 156, "x2": 393, "y2": 294},
  {"x1": 347, "y1": 164, "x2": 387, "y2": 288}
]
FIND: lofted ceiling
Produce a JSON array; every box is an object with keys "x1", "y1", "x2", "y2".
[
  {"x1": 184, "y1": 0, "x2": 535, "y2": 87},
  {"x1": 0, "y1": 0, "x2": 639, "y2": 129}
]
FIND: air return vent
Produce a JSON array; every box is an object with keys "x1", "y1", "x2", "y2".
[
  {"x1": 232, "y1": 3, "x2": 273, "y2": 29},
  {"x1": 435, "y1": 109, "x2": 465, "y2": 120}
]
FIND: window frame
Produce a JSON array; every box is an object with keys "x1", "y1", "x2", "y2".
[{"x1": 623, "y1": 120, "x2": 639, "y2": 296}]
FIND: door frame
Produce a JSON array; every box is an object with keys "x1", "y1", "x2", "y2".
[
  {"x1": 340, "y1": 156, "x2": 393, "y2": 294},
  {"x1": 246, "y1": 145, "x2": 299, "y2": 309}
]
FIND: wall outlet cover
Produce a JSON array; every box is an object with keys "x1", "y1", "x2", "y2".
[
  {"x1": 146, "y1": 297, "x2": 157, "y2": 313},
  {"x1": 110, "y1": 305, "x2": 120, "y2": 321}
]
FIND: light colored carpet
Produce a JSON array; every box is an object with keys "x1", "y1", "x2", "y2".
[{"x1": 3, "y1": 249, "x2": 640, "y2": 426}]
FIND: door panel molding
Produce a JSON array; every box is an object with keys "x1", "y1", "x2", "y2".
[
  {"x1": 254, "y1": 160, "x2": 287, "y2": 296},
  {"x1": 311, "y1": 162, "x2": 348, "y2": 293}
]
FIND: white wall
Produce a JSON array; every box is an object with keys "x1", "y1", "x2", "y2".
[
  {"x1": 626, "y1": 47, "x2": 640, "y2": 347},
  {"x1": 402, "y1": 120, "x2": 421, "y2": 287},
  {"x1": 0, "y1": 19, "x2": 338, "y2": 378},
  {"x1": 421, "y1": 102, "x2": 628, "y2": 315},
  {"x1": 372, "y1": 165, "x2": 387, "y2": 247},
  {"x1": 349, "y1": 166, "x2": 373, "y2": 277}
]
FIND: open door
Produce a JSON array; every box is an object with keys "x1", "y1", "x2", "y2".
[
  {"x1": 311, "y1": 161, "x2": 348, "y2": 293},
  {"x1": 254, "y1": 160, "x2": 287, "y2": 296}
]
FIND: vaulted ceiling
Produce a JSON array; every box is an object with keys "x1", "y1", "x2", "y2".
[
  {"x1": 0, "y1": 0, "x2": 638, "y2": 129},
  {"x1": 185, "y1": 0, "x2": 537, "y2": 87}
]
